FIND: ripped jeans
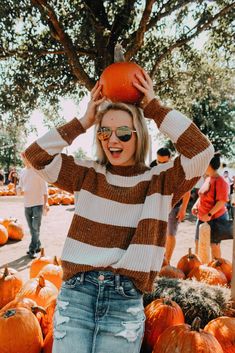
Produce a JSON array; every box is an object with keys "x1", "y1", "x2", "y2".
[{"x1": 52, "y1": 270, "x2": 145, "y2": 353}]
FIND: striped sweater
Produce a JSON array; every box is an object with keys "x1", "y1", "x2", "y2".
[{"x1": 25, "y1": 99, "x2": 214, "y2": 292}]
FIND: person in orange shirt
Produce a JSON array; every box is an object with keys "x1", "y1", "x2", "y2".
[{"x1": 192, "y1": 153, "x2": 229, "y2": 258}]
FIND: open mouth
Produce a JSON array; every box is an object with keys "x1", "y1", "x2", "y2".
[{"x1": 109, "y1": 147, "x2": 123, "y2": 157}]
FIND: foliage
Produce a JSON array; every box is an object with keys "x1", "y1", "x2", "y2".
[
  {"x1": 0, "y1": 0, "x2": 234, "y2": 154},
  {"x1": 0, "y1": 117, "x2": 27, "y2": 171},
  {"x1": 73, "y1": 147, "x2": 89, "y2": 160}
]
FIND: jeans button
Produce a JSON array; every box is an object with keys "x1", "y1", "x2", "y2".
[{"x1": 98, "y1": 274, "x2": 105, "y2": 281}]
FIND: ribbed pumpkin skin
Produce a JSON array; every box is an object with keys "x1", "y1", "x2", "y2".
[
  {"x1": 0, "y1": 224, "x2": 8, "y2": 245},
  {"x1": 143, "y1": 298, "x2": 185, "y2": 351},
  {"x1": 188, "y1": 265, "x2": 228, "y2": 286},
  {"x1": 153, "y1": 323, "x2": 224, "y2": 353},
  {"x1": 204, "y1": 316, "x2": 235, "y2": 353},
  {"x1": 43, "y1": 331, "x2": 53, "y2": 353},
  {"x1": 7, "y1": 221, "x2": 24, "y2": 240},
  {"x1": 0, "y1": 308, "x2": 43, "y2": 353},
  {"x1": 208, "y1": 258, "x2": 233, "y2": 283},
  {"x1": 30, "y1": 249, "x2": 54, "y2": 278},
  {"x1": 99, "y1": 62, "x2": 144, "y2": 103},
  {"x1": 0, "y1": 267, "x2": 23, "y2": 309},
  {"x1": 16, "y1": 275, "x2": 58, "y2": 307},
  {"x1": 177, "y1": 248, "x2": 202, "y2": 277}
]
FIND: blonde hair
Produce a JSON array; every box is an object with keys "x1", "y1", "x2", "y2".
[{"x1": 94, "y1": 102, "x2": 149, "y2": 165}]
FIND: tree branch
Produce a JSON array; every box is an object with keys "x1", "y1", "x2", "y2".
[
  {"x1": 31, "y1": 0, "x2": 95, "y2": 89},
  {"x1": 125, "y1": 0, "x2": 155, "y2": 61},
  {"x1": 151, "y1": 2, "x2": 235, "y2": 77},
  {"x1": 83, "y1": 0, "x2": 110, "y2": 32},
  {"x1": 0, "y1": 47, "x2": 97, "y2": 61}
]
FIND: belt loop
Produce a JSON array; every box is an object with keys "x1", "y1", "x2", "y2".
[
  {"x1": 79, "y1": 272, "x2": 85, "y2": 284},
  {"x1": 115, "y1": 274, "x2": 120, "y2": 289}
]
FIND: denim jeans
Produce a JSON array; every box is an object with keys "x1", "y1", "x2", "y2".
[
  {"x1": 195, "y1": 211, "x2": 229, "y2": 243},
  {"x1": 52, "y1": 271, "x2": 146, "y2": 353},
  {"x1": 24, "y1": 205, "x2": 43, "y2": 252}
]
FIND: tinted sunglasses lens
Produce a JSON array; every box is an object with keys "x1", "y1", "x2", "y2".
[
  {"x1": 97, "y1": 128, "x2": 112, "y2": 141},
  {"x1": 116, "y1": 127, "x2": 132, "y2": 142}
]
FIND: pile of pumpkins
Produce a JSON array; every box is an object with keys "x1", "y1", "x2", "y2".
[
  {"x1": 0, "y1": 247, "x2": 234, "y2": 353},
  {"x1": 0, "y1": 248, "x2": 63, "y2": 353},
  {"x1": 0, "y1": 217, "x2": 24, "y2": 246},
  {"x1": 159, "y1": 248, "x2": 232, "y2": 287},
  {"x1": 141, "y1": 248, "x2": 234, "y2": 352},
  {"x1": 0, "y1": 183, "x2": 16, "y2": 196},
  {"x1": 48, "y1": 186, "x2": 74, "y2": 206}
]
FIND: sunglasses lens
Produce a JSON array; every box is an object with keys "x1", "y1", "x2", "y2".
[
  {"x1": 97, "y1": 126, "x2": 133, "y2": 142},
  {"x1": 97, "y1": 128, "x2": 112, "y2": 141},
  {"x1": 116, "y1": 127, "x2": 132, "y2": 142}
]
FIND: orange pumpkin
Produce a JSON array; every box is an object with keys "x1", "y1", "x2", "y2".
[
  {"x1": 30, "y1": 248, "x2": 54, "y2": 278},
  {"x1": 99, "y1": 62, "x2": 144, "y2": 103},
  {"x1": 41, "y1": 297, "x2": 57, "y2": 337},
  {"x1": 188, "y1": 265, "x2": 228, "y2": 286},
  {"x1": 0, "y1": 267, "x2": 23, "y2": 309},
  {"x1": 16, "y1": 275, "x2": 58, "y2": 307},
  {"x1": 38, "y1": 256, "x2": 63, "y2": 289},
  {"x1": 1, "y1": 217, "x2": 17, "y2": 228},
  {"x1": 204, "y1": 316, "x2": 235, "y2": 353},
  {"x1": 0, "y1": 297, "x2": 37, "y2": 312},
  {"x1": 143, "y1": 297, "x2": 185, "y2": 352},
  {"x1": 153, "y1": 317, "x2": 223, "y2": 353},
  {"x1": 0, "y1": 307, "x2": 43, "y2": 353},
  {"x1": 7, "y1": 221, "x2": 24, "y2": 240},
  {"x1": 43, "y1": 331, "x2": 53, "y2": 353},
  {"x1": 208, "y1": 258, "x2": 232, "y2": 283},
  {"x1": 0, "y1": 224, "x2": 8, "y2": 245},
  {"x1": 159, "y1": 265, "x2": 185, "y2": 279},
  {"x1": 177, "y1": 247, "x2": 202, "y2": 276}
]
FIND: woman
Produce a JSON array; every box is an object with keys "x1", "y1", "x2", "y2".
[
  {"x1": 192, "y1": 153, "x2": 229, "y2": 259},
  {"x1": 24, "y1": 71, "x2": 213, "y2": 353}
]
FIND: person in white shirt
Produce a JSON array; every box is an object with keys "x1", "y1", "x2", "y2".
[{"x1": 17, "y1": 153, "x2": 49, "y2": 258}]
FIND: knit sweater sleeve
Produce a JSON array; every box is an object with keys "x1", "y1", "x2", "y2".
[
  {"x1": 144, "y1": 99, "x2": 214, "y2": 206},
  {"x1": 24, "y1": 118, "x2": 89, "y2": 194}
]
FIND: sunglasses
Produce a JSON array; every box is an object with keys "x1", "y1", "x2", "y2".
[{"x1": 97, "y1": 126, "x2": 136, "y2": 142}]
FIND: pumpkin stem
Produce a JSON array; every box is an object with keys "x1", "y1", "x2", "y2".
[
  {"x1": 114, "y1": 43, "x2": 125, "y2": 62},
  {"x1": 4, "y1": 309, "x2": 16, "y2": 318},
  {"x1": 38, "y1": 275, "x2": 46, "y2": 288},
  {"x1": 40, "y1": 248, "x2": 45, "y2": 257},
  {"x1": 31, "y1": 305, "x2": 47, "y2": 315},
  {"x1": 3, "y1": 266, "x2": 9, "y2": 277},
  {"x1": 53, "y1": 256, "x2": 59, "y2": 266},
  {"x1": 162, "y1": 297, "x2": 173, "y2": 306},
  {"x1": 191, "y1": 317, "x2": 201, "y2": 331}
]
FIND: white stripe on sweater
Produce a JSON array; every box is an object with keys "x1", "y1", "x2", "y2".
[
  {"x1": 62, "y1": 238, "x2": 165, "y2": 272},
  {"x1": 75, "y1": 189, "x2": 172, "y2": 226},
  {"x1": 35, "y1": 154, "x2": 62, "y2": 184},
  {"x1": 37, "y1": 128, "x2": 69, "y2": 155},
  {"x1": 160, "y1": 109, "x2": 191, "y2": 143},
  {"x1": 181, "y1": 144, "x2": 214, "y2": 180}
]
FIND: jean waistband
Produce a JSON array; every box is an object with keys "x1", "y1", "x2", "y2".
[{"x1": 74, "y1": 270, "x2": 130, "y2": 287}]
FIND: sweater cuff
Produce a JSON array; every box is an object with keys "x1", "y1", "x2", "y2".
[
  {"x1": 57, "y1": 118, "x2": 86, "y2": 145},
  {"x1": 143, "y1": 98, "x2": 172, "y2": 127}
]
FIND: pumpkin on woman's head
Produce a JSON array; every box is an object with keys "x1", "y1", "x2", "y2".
[{"x1": 100, "y1": 62, "x2": 144, "y2": 104}]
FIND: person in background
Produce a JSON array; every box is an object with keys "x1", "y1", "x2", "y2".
[
  {"x1": 16, "y1": 154, "x2": 49, "y2": 259},
  {"x1": 23, "y1": 71, "x2": 213, "y2": 353},
  {"x1": 0, "y1": 169, "x2": 4, "y2": 186},
  {"x1": 192, "y1": 153, "x2": 229, "y2": 259},
  {"x1": 150, "y1": 147, "x2": 191, "y2": 262}
]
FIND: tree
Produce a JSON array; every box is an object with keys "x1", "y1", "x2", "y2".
[
  {"x1": 73, "y1": 147, "x2": 89, "y2": 160},
  {"x1": 0, "y1": 0, "x2": 234, "y2": 126}
]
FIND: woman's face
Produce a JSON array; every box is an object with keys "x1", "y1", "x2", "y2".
[{"x1": 100, "y1": 109, "x2": 137, "y2": 166}]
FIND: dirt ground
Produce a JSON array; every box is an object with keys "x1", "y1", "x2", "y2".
[{"x1": 0, "y1": 196, "x2": 233, "y2": 283}]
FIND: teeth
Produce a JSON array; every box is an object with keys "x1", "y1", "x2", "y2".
[{"x1": 109, "y1": 148, "x2": 122, "y2": 152}]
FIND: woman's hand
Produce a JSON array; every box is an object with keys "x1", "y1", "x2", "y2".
[
  {"x1": 80, "y1": 82, "x2": 106, "y2": 130},
  {"x1": 133, "y1": 69, "x2": 156, "y2": 109},
  {"x1": 200, "y1": 213, "x2": 212, "y2": 222}
]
